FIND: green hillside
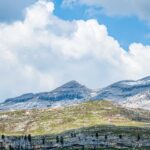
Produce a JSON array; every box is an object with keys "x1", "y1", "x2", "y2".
[{"x1": 0, "y1": 100, "x2": 149, "y2": 135}]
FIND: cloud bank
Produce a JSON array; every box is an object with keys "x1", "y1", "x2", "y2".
[{"x1": 0, "y1": 0, "x2": 150, "y2": 100}]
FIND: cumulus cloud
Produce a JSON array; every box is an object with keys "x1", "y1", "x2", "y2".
[
  {"x1": 62, "y1": 0, "x2": 150, "y2": 23},
  {"x1": 0, "y1": 0, "x2": 150, "y2": 101}
]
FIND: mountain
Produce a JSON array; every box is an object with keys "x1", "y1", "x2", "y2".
[
  {"x1": 1, "y1": 76, "x2": 150, "y2": 111},
  {"x1": 0, "y1": 80, "x2": 92, "y2": 111},
  {"x1": 93, "y1": 76, "x2": 150, "y2": 110}
]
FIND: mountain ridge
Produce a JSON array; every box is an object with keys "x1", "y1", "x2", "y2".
[
  {"x1": 1, "y1": 76, "x2": 150, "y2": 111},
  {"x1": 0, "y1": 80, "x2": 92, "y2": 111}
]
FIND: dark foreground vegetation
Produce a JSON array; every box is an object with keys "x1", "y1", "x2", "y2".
[{"x1": 0, "y1": 125, "x2": 150, "y2": 150}]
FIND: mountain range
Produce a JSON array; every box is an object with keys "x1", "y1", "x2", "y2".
[{"x1": 0, "y1": 76, "x2": 150, "y2": 111}]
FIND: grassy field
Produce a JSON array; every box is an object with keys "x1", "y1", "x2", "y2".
[{"x1": 0, "y1": 100, "x2": 149, "y2": 135}]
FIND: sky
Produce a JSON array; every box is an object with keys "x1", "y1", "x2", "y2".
[{"x1": 0, "y1": 0, "x2": 150, "y2": 100}]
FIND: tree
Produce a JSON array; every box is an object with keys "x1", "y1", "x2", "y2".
[
  {"x1": 56, "y1": 136, "x2": 59, "y2": 143},
  {"x1": 42, "y1": 137, "x2": 45, "y2": 145},
  {"x1": 28, "y1": 134, "x2": 32, "y2": 143},
  {"x1": 96, "y1": 133, "x2": 98, "y2": 139},
  {"x1": 9, "y1": 145, "x2": 15, "y2": 150},
  {"x1": 9, "y1": 145, "x2": 12, "y2": 150},
  {"x1": 137, "y1": 134, "x2": 140, "y2": 141},
  {"x1": 105, "y1": 135, "x2": 107, "y2": 141},
  {"x1": 71, "y1": 133, "x2": 73, "y2": 138},
  {"x1": 81, "y1": 145, "x2": 84, "y2": 150},
  {"x1": 119, "y1": 135, "x2": 122, "y2": 139},
  {"x1": 24, "y1": 135, "x2": 27, "y2": 141},
  {"x1": 1, "y1": 134, "x2": 5, "y2": 142},
  {"x1": 60, "y1": 136, "x2": 64, "y2": 145}
]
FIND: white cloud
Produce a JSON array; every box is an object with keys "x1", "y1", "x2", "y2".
[
  {"x1": 62, "y1": 0, "x2": 150, "y2": 23},
  {"x1": 0, "y1": 0, "x2": 150, "y2": 101}
]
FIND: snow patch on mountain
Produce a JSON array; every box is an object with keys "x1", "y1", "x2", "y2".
[
  {"x1": 121, "y1": 90, "x2": 150, "y2": 110},
  {"x1": 93, "y1": 76, "x2": 150, "y2": 110},
  {"x1": 0, "y1": 80, "x2": 92, "y2": 111},
  {"x1": 1, "y1": 76, "x2": 150, "y2": 111}
]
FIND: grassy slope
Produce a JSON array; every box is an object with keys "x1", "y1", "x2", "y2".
[{"x1": 0, "y1": 100, "x2": 149, "y2": 135}]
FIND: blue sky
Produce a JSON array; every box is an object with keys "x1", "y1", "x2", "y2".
[
  {"x1": 0, "y1": 0, "x2": 149, "y2": 49},
  {"x1": 0, "y1": 0, "x2": 150, "y2": 100},
  {"x1": 54, "y1": 0, "x2": 150, "y2": 50}
]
